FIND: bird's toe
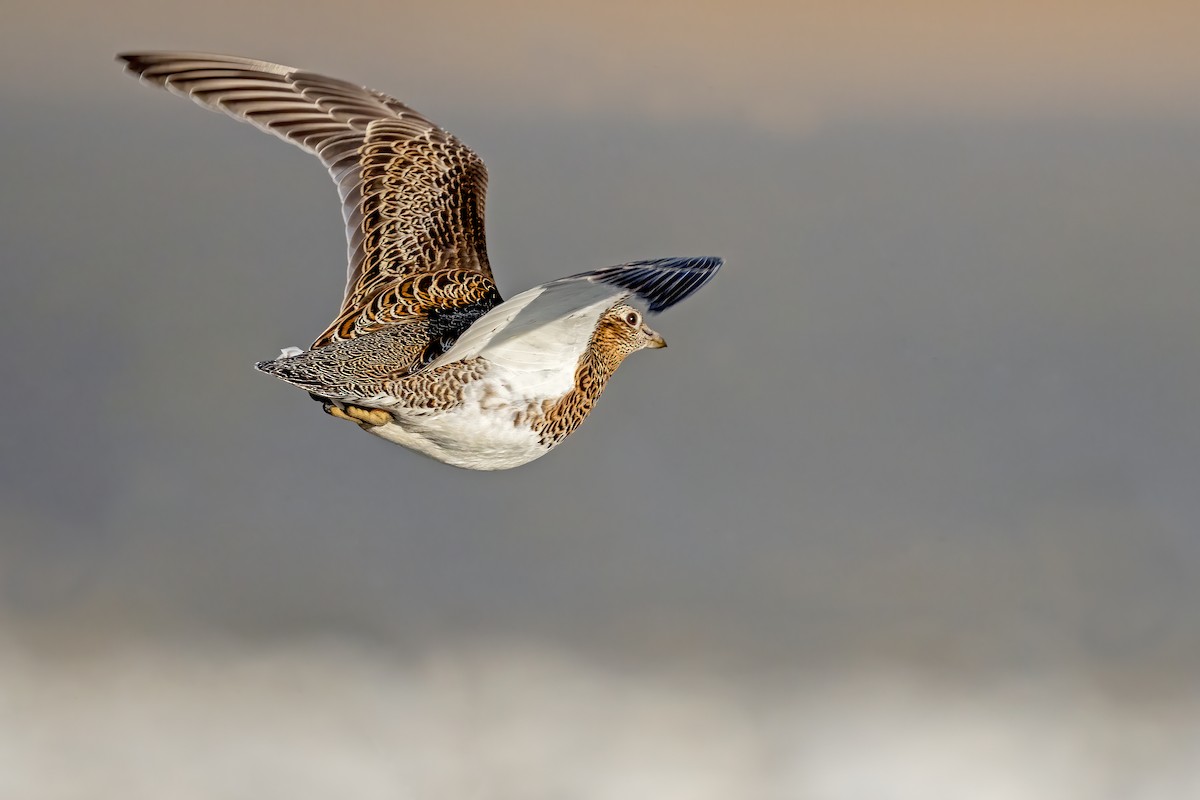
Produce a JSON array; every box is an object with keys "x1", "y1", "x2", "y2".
[{"x1": 327, "y1": 403, "x2": 393, "y2": 427}]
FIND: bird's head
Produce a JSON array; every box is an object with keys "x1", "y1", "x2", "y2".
[{"x1": 591, "y1": 302, "x2": 666, "y2": 369}]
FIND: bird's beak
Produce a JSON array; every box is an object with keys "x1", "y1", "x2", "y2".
[{"x1": 644, "y1": 326, "x2": 667, "y2": 349}]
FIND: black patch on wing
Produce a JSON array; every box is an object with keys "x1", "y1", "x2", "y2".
[
  {"x1": 578, "y1": 257, "x2": 723, "y2": 313},
  {"x1": 418, "y1": 286, "x2": 505, "y2": 365}
]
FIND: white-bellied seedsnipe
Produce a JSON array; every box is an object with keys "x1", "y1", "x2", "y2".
[{"x1": 119, "y1": 52, "x2": 722, "y2": 470}]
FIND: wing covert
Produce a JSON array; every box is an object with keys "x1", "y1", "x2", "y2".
[{"x1": 118, "y1": 51, "x2": 498, "y2": 349}]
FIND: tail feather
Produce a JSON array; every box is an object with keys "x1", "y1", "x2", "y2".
[
  {"x1": 253, "y1": 329, "x2": 414, "y2": 404},
  {"x1": 254, "y1": 353, "x2": 331, "y2": 392}
]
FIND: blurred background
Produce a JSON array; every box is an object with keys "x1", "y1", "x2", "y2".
[{"x1": 3, "y1": 1, "x2": 1200, "y2": 797}]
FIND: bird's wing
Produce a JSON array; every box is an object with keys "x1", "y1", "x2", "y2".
[
  {"x1": 119, "y1": 52, "x2": 499, "y2": 349},
  {"x1": 430, "y1": 257, "x2": 721, "y2": 392}
]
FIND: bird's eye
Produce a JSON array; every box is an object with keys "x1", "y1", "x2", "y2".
[{"x1": 624, "y1": 311, "x2": 641, "y2": 327}]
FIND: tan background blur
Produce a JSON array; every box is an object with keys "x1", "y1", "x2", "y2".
[{"x1": 3, "y1": 2, "x2": 1200, "y2": 797}]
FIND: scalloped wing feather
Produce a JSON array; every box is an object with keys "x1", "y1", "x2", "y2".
[{"x1": 118, "y1": 51, "x2": 498, "y2": 350}]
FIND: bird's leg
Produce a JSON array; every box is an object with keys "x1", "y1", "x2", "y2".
[{"x1": 323, "y1": 402, "x2": 392, "y2": 428}]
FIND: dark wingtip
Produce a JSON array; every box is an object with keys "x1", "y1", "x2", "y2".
[
  {"x1": 586, "y1": 256, "x2": 723, "y2": 313},
  {"x1": 116, "y1": 52, "x2": 140, "y2": 76},
  {"x1": 117, "y1": 52, "x2": 162, "y2": 83},
  {"x1": 116, "y1": 51, "x2": 149, "y2": 70}
]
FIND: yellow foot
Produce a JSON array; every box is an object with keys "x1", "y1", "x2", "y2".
[{"x1": 324, "y1": 403, "x2": 392, "y2": 427}]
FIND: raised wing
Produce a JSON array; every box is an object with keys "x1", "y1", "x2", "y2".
[
  {"x1": 118, "y1": 52, "x2": 498, "y2": 349},
  {"x1": 432, "y1": 257, "x2": 722, "y2": 388}
]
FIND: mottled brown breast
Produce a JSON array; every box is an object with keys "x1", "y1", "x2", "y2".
[{"x1": 532, "y1": 306, "x2": 646, "y2": 446}]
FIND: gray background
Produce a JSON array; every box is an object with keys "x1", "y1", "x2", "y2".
[{"x1": 3, "y1": 2, "x2": 1200, "y2": 797}]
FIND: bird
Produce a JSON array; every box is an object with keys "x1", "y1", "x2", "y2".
[{"x1": 118, "y1": 52, "x2": 722, "y2": 470}]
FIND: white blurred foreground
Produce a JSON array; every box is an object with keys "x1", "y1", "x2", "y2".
[{"x1": 2, "y1": 636, "x2": 1198, "y2": 800}]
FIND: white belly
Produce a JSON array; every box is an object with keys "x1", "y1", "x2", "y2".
[{"x1": 365, "y1": 376, "x2": 556, "y2": 470}]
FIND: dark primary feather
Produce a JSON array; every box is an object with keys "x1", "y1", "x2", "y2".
[{"x1": 580, "y1": 257, "x2": 723, "y2": 312}]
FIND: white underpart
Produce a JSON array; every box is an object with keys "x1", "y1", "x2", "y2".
[{"x1": 365, "y1": 361, "x2": 573, "y2": 470}]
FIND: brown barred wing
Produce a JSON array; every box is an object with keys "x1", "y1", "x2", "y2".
[{"x1": 118, "y1": 52, "x2": 499, "y2": 350}]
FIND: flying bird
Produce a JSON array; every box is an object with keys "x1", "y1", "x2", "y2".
[{"x1": 118, "y1": 52, "x2": 721, "y2": 470}]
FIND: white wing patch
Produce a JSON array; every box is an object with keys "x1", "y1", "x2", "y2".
[
  {"x1": 430, "y1": 278, "x2": 629, "y2": 398},
  {"x1": 425, "y1": 257, "x2": 723, "y2": 400}
]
